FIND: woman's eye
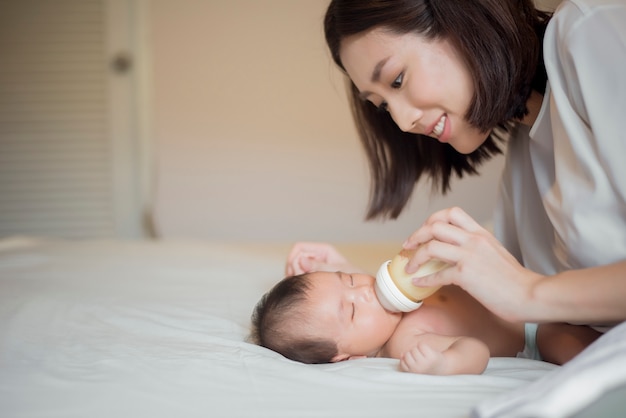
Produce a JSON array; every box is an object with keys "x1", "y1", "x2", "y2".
[
  {"x1": 391, "y1": 73, "x2": 403, "y2": 89},
  {"x1": 351, "y1": 303, "x2": 355, "y2": 320},
  {"x1": 350, "y1": 275, "x2": 354, "y2": 286}
]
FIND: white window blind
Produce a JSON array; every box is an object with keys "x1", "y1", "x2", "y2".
[{"x1": 0, "y1": 0, "x2": 141, "y2": 238}]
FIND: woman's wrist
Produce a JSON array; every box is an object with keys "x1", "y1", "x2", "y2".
[{"x1": 525, "y1": 261, "x2": 626, "y2": 324}]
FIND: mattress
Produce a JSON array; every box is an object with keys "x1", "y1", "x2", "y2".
[{"x1": 0, "y1": 237, "x2": 623, "y2": 417}]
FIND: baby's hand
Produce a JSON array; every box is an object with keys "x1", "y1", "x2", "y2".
[
  {"x1": 285, "y1": 242, "x2": 360, "y2": 276},
  {"x1": 399, "y1": 342, "x2": 448, "y2": 375}
]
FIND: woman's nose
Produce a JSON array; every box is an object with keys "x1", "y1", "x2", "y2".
[{"x1": 389, "y1": 103, "x2": 422, "y2": 133}]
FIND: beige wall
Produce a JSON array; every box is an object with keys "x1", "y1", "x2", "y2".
[
  {"x1": 147, "y1": 0, "x2": 542, "y2": 243},
  {"x1": 536, "y1": 0, "x2": 562, "y2": 10}
]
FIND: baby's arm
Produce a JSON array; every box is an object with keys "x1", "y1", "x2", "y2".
[{"x1": 397, "y1": 333, "x2": 490, "y2": 375}]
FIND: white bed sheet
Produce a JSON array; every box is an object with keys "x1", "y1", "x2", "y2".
[
  {"x1": 0, "y1": 237, "x2": 560, "y2": 417},
  {"x1": 474, "y1": 320, "x2": 626, "y2": 417}
]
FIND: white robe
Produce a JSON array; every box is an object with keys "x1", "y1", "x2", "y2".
[{"x1": 494, "y1": 0, "x2": 626, "y2": 275}]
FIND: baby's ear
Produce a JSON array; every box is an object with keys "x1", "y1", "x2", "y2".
[
  {"x1": 330, "y1": 353, "x2": 350, "y2": 363},
  {"x1": 331, "y1": 353, "x2": 367, "y2": 362}
]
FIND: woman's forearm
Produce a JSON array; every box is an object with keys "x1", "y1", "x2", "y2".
[{"x1": 526, "y1": 260, "x2": 626, "y2": 324}]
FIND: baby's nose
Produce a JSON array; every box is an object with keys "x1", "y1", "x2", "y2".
[{"x1": 358, "y1": 284, "x2": 374, "y2": 303}]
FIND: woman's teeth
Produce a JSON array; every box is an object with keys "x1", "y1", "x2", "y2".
[{"x1": 432, "y1": 115, "x2": 446, "y2": 137}]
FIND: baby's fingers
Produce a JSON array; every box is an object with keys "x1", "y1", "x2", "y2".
[{"x1": 399, "y1": 344, "x2": 437, "y2": 373}]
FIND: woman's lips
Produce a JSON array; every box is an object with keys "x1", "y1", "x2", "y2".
[{"x1": 431, "y1": 115, "x2": 447, "y2": 138}]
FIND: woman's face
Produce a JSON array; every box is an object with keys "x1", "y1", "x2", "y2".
[
  {"x1": 339, "y1": 28, "x2": 489, "y2": 154},
  {"x1": 303, "y1": 271, "x2": 401, "y2": 361}
]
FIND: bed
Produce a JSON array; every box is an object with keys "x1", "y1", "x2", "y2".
[{"x1": 1, "y1": 236, "x2": 624, "y2": 417}]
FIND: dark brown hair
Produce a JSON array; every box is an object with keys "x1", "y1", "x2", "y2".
[
  {"x1": 324, "y1": 0, "x2": 550, "y2": 219},
  {"x1": 250, "y1": 274, "x2": 338, "y2": 364}
]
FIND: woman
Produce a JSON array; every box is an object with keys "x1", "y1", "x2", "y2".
[{"x1": 288, "y1": 0, "x2": 626, "y2": 330}]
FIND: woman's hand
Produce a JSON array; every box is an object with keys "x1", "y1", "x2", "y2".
[
  {"x1": 403, "y1": 207, "x2": 543, "y2": 322},
  {"x1": 285, "y1": 242, "x2": 363, "y2": 276}
]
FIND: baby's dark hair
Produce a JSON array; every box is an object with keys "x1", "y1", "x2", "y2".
[{"x1": 250, "y1": 273, "x2": 338, "y2": 364}]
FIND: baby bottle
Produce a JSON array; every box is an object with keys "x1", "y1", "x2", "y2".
[{"x1": 375, "y1": 248, "x2": 449, "y2": 312}]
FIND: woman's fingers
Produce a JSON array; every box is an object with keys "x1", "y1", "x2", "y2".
[
  {"x1": 403, "y1": 207, "x2": 495, "y2": 274},
  {"x1": 404, "y1": 207, "x2": 485, "y2": 249},
  {"x1": 430, "y1": 206, "x2": 483, "y2": 231}
]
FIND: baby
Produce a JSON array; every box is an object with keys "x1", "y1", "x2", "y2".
[{"x1": 251, "y1": 270, "x2": 601, "y2": 375}]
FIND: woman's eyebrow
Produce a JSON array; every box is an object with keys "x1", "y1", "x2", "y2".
[
  {"x1": 371, "y1": 57, "x2": 390, "y2": 83},
  {"x1": 358, "y1": 56, "x2": 391, "y2": 101}
]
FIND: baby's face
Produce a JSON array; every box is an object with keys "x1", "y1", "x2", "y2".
[{"x1": 303, "y1": 271, "x2": 402, "y2": 361}]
